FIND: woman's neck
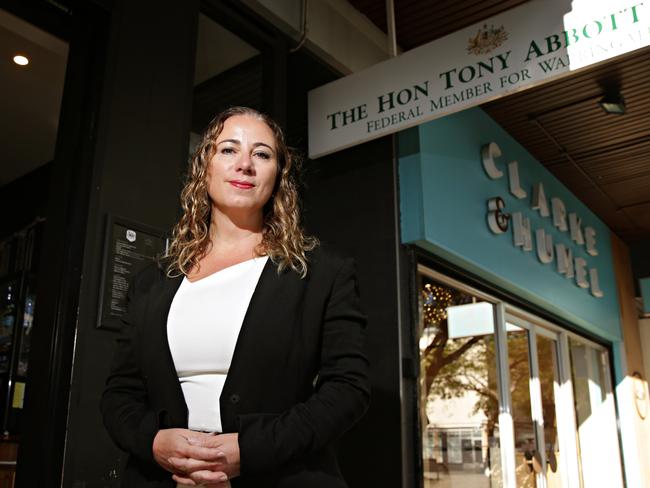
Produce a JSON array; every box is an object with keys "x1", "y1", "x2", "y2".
[{"x1": 208, "y1": 208, "x2": 264, "y2": 254}]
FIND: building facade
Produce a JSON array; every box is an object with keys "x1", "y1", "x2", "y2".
[{"x1": 0, "y1": 0, "x2": 648, "y2": 487}]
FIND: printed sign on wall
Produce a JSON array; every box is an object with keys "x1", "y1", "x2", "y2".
[{"x1": 308, "y1": 0, "x2": 649, "y2": 158}]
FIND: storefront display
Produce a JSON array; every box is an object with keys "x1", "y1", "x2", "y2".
[
  {"x1": 401, "y1": 107, "x2": 626, "y2": 487},
  {"x1": 0, "y1": 220, "x2": 44, "y2": 435},
  {"x1": 416, "y1": 267, "x2": 623, "y2": 487}
]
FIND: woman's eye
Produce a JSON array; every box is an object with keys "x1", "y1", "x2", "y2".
[
  {"x1": 221, "y1": 147, "x2": 235, "y2": 154},
  {"x1": 254, "y1": 152, "x2": 271, "y2": 160}
]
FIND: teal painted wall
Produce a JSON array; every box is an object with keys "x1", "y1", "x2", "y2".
[{"x1": 399, "y1": 107, "x2": 622, "y2": 345}]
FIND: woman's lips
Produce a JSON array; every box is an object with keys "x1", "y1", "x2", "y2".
[{"x1": 229, "y1": 180, "x2": 255, "y2": 189}]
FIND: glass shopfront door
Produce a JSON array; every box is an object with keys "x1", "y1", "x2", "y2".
[
  {"x1": 504, "y1": 314, "x2": 566, "y2": 488},
  {"x1": 417, "y1": 265, "x2": 624, "y2": 488},
  {"x1": 418, "y1": 278, "x2": 502, "y2": 487},
  {"x1": 568, "y1": 338, "x2": 624, "y2": 487},
  {"x1": 504, "y1": 320, "x2": 538, "y2": 488}
]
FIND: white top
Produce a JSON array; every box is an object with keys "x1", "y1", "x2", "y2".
[{"x1": 167, "y1": 256, "x2": 268, "y2": 433}]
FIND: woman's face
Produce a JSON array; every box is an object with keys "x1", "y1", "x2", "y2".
[{"x1": 207, "y1": 114, "x2": 279, "y2": 218}]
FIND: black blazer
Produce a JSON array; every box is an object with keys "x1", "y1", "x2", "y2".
[{"x1": 100, "y1": 246, "x2": 370, "y2": 488}]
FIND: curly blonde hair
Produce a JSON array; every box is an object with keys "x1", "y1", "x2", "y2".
[{"x1": 165, "y1": 106, "x2": 318, "y2": 278}]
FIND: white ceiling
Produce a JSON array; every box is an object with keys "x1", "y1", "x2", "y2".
[{"x1": 0, "y1": 8, "x2": 68, "y2": 187}]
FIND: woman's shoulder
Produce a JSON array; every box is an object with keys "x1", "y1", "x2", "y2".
[
  {"x1": 306, "y1": 244, "x2": 357, "y2": 275},
  {"x1": 128, "y1": 258, "x2": 171, "y2": 297}
]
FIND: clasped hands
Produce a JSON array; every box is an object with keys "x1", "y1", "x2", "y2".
[{"x1": 153, "y1": 428, "x2": 240, "y2": 487}]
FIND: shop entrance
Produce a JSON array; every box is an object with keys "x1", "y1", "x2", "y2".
[
  {"x1": 0, "y1": 1, "x2": 108, "y2": 485},
  {"x1": 417, "y1": 265, "x2": 624, "y2": 488},
  {"x1": 0, "y1": 6, "x2": 69, "y2": 484}
]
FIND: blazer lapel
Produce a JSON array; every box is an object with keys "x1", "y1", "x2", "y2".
[
  {"x1": 218, "y1": 256, "x2": 311, "y2": 434},
  {"x1": 222, "y1": 257, "x2": 278, "y2": 391},
  {"x1": 150, "y1": 258, "x2": 299, "y2": 430}
]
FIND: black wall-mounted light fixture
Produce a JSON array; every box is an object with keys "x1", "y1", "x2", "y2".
[{"x1": 598, "y1": 93, "x2": 626, "y2": 115}]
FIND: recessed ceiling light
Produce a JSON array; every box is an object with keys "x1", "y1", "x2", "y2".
[{"x1": 13, "y1": 55, "x2": 29, "y2": 66}]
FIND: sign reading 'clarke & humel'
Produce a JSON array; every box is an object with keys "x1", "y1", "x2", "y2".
[
  {"x1": 481, "y1": 142, "x2": 604, "y2": 298},
  {"x1": 308, "y1": 0, "x2": 649, "y2": 158}
]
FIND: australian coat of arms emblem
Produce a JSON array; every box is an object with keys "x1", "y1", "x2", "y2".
[{"x1": 467, "y1": 24, "x2": 508, "y2": 55}]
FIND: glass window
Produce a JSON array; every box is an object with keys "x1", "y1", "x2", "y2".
[
  {"x1": 504, "y1": 315, "x2": 569, "y2": 488},
  {"x1": 417, "y1": 267, "x2": 625, "y2": 488},
  {"x1": 418, "y1": 274, "x2": 502, "y2": 487},
  {"x1": 569, "y1": 338, "x2": 624, "y2": 487},
  {"x1": 505, "y1": 325, "x2": 536, "y2": 488},
  {"x1": 0, "y1": 279, "x2": 17, "y2": 375},
  {"x1": 536, "y1": 335, "x2": 562, "y2": 488}
]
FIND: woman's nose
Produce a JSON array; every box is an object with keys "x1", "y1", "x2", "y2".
[{"x1": 237, "y1": 152, "x2": 253, "y2": 172}]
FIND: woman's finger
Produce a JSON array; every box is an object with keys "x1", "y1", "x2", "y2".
[
  {"x1": 183, "y1": 445, "x2": 227, "y2": 462},
  {"x1": 172, "y1": 473, "x2": 197, "y2": 486},
  {"x1": 188, "y1": 469, "x2": 228, "y2": 484},
  {"x1": 168, "y1": 456, "x2": 224, "y2": 473}
]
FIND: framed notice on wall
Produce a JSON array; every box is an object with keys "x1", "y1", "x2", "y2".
[{"x1": 97, "y1": 215, "x2": 168, "y2": 330}]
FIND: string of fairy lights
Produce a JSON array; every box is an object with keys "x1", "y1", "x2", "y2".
[{"x1": 421, "y1": 283, "x2": 453, "y2": 325}]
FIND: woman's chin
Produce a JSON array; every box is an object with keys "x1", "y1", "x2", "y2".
[{"x1": 215, "y1": 202, "x2": 265, "y2": 216}]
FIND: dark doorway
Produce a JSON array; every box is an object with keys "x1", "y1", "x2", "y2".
[{"x1": 0, "y1": 1, "x2": 109, "y2": 486}]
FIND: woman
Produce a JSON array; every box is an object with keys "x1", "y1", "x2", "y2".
[{"x1": 100, "y1": 106, "x2": 370, "y2": 488}]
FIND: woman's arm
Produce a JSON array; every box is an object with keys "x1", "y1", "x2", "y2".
[
  {"x1": 99, "y1": 269, "x2": 163, "y2": 464},
  {"x1": 236, "y1": 257, "x2": 371, "y2": 475},
  {"x1": 101, "y1": 267, "x2": 233, "y2": 484}
]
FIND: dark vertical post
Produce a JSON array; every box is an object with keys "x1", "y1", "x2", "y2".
[
  {"x1": 303, "y1": 137, "x2": 404, "y2": 488},
  {"x1": 16, "y1": 4, "x2": 109, "y2": 487},
  {"x1": 55, "y1": 0, "x2": 200, "y2": 485}
]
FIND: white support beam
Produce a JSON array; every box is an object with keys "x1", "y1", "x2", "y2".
[{"x1": 494, "y1": 303, "x2": 517, "y2": 488}]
